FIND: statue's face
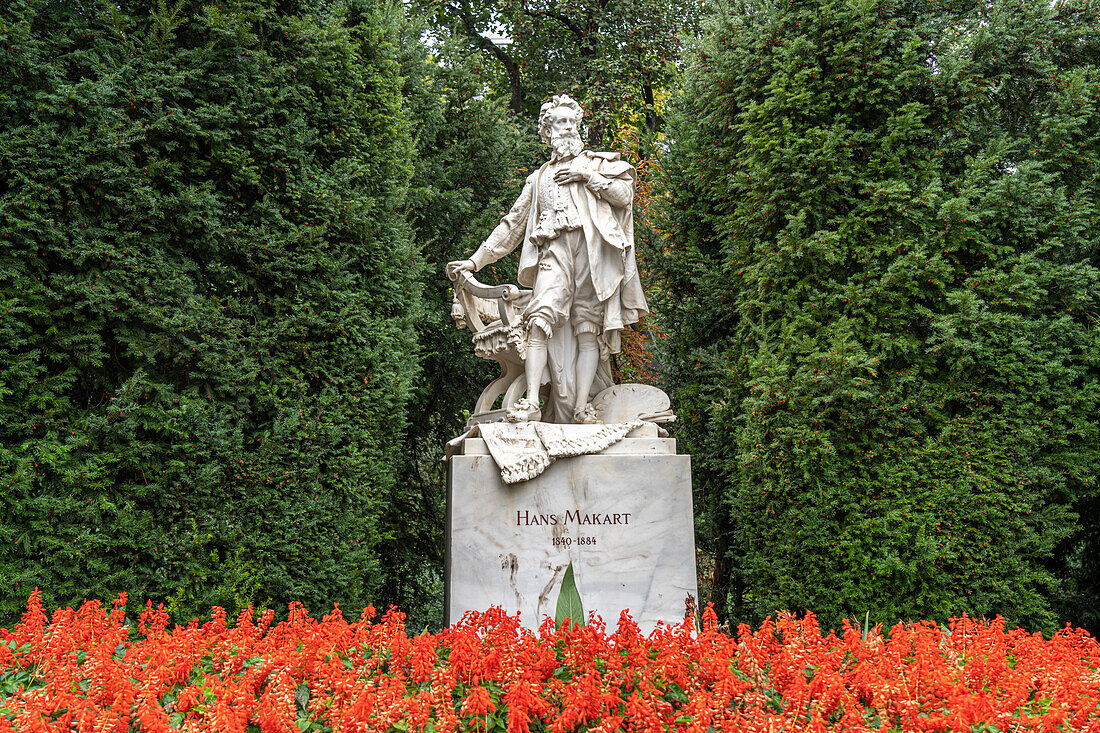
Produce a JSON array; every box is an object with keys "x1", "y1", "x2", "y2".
[{"x1": 547, "y1": 107, "x2": 580, "y2": 139}]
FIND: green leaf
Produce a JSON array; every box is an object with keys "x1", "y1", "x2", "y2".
[
  {"x1": 554, "y1": 561, "x2": 584, "y2": 628},
  {"x1": 295, "y1": 682, "x2": 310, "y2": 710}
]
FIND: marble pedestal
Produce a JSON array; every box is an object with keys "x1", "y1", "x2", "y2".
[{"x1": 445, "y1": 424, "x2": 698, "y2": 633}]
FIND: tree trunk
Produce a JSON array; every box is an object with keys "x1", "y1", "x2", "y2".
[
  {"x1": 454, "y1": 7, "x2": 525, "y2": 114},
  {"x1": 708, "y1": 493, "x2": 737, "y2": 623},
  {"x1": 643, "y1": 75, "x2": 658, "y2": 134}
]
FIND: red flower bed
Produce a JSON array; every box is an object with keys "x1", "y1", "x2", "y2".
[{"x1": 1, "y1": 590, "x2": 1098, "y2": 732}]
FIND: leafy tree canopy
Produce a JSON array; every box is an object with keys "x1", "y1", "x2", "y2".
[{"x1": 419, "y1": 0, "x2": 698, "y2": 154}]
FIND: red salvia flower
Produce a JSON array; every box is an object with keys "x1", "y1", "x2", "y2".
[{"x1": 0, "y1": 594, "x2": 1098, "y2": 732}]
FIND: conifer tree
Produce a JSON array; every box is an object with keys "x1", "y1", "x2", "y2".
[
  {"x1": 0, "y1": 0, "x2": 419, "y2": 621},
  {"x1": 656, "y1": 0, "x2": 1099, "y2": 631}
]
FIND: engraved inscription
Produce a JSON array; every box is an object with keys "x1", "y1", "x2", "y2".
[
  {"x1": 552, "y1": 536, "x2": 598, "y2": 547},
  {"x1": 516, "y1": 510, "x2": 627, "y2": 547},
  {"x1": 516, "y1": 510, "x2": 631, "y2": 526}
]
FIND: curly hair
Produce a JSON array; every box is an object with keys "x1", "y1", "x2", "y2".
[{"x1": 537, "y1": 94, "x2": 584, "y2": 146}]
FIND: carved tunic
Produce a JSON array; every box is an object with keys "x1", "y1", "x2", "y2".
[
  {"x1": 468, "y1": 149, "x2": 648, "y2": 344},
  {"x1": 531, "y1": 158, "x2": 582, "y2": 246},
  {"x1": 466, "y1": 148, "x2": 650, "y2": 421}
]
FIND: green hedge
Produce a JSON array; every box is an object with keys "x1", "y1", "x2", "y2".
[
  {"x1": 656, "y1": 0, "x2": 1100, "y2": 633},
  {"x1": 0, "y1": 0, "x2": 420, "y2": 623}
]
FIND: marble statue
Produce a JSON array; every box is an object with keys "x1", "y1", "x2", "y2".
[
  {"x1": 447, "y1": 94, "x2": 649, "y2": 425},
  {"x1": 444, "y1": 98, "x2": 697, "y2": 628}
]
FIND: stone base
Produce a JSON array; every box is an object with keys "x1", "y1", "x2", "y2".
[{"x1": 445, "y1": 425, "x2": 698, "y2": 633}]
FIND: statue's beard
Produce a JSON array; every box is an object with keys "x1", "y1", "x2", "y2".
[{"x1": 550, "y1": 132, "x2": 583, "y2": 159}]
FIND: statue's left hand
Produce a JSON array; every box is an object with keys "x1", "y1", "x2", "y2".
[{"x1": 553, "y1": 167, "x2": 591, "y2": 185}]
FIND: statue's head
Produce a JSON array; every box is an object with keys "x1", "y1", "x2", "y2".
[{"x1": 538, "y1": 95, "x2": 584, "y2": 157}]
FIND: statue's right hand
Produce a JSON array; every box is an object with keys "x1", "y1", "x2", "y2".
[{"x1": 445, "y1": 259, "x2": 476, "y2": 281}]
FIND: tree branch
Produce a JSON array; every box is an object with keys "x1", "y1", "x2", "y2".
[
  {"x1": 519, "y1": 1, "x2": 587, "y2": 42},
  {"x1": 448, "y1": 1, "x2": 525, "y2": 114}
]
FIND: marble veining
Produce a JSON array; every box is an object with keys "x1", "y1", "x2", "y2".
[{"x1": 447, "y1": 444, "x2": 698, "y2": 633}]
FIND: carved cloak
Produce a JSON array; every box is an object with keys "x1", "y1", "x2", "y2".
[{"x1": 470, "y1": 150, "x2": 649, "y2": 422}]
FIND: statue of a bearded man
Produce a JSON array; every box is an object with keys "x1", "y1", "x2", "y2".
[{"x1": 447, "y1": 94, "x2": 648, "y2": 424}]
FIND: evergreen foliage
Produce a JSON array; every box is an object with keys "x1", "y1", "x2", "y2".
[
  {"x1": 2, "y1": 0, "x2": 1097, "y2": 636},
  {"x1": 656, "y1": 0, "x2": 1100, "y2": 632},
  {"x1": 0, "y1": 0, "x2": 419, "y2": 623}
]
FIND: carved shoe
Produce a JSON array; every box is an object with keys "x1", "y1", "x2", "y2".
[
  {"x1": 506, "y1": 398, "x2": 542, "y2": 423},
  {"x1": 573, "y1": 403, "x2": 601, "y2": 424}
]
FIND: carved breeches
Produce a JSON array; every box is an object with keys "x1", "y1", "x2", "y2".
[{"x1": 524, "y1": 229, "x2": 603, "y2": 339}]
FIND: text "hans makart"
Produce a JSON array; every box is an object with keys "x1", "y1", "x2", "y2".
[{"x1": 516, "y1": 510, "x2": 631, "y2": 526}]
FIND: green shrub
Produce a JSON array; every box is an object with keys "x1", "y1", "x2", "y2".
[
  {"x1": 0, "y1": 0, "x2": 419, "y2": 623},
  {"x1": 656, "y1": 0, "x2": 1100, "y2": 632}
]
